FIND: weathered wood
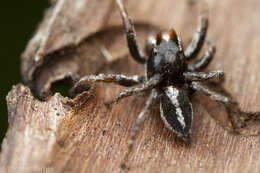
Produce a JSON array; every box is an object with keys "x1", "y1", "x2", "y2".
[{"x1": 1, "y1": 0, "x2": 260, "y2": 172}]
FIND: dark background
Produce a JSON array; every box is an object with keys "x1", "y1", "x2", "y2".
[{"x1": 0, "y1": 1, "x2": 49, "y2": 146}]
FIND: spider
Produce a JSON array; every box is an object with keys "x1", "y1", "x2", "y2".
[{"x1": 72, "y1": 0, "x2": 260, "y2": 167}]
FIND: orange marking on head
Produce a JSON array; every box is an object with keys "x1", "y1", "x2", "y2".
[
  {"x1": 168, "y1": 29, "x2": 178, "y2": 40},
  {"x1": 155, "y1": 32, "x2": 162, "y2": 40},
  {"x1": 155, "y1": 32, "x2": 162, "y2": 45},
  {"x1": 148, "y1": 44, "x2": 153, "y2": 51}
]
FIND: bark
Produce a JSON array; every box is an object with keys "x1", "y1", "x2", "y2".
[{"x1": 2, "y1": 0, "x2": 260, "y2": 172}]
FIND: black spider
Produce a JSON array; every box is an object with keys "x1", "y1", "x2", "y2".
[
  {"x1": 73, "y1": 0, "x2": 222, "y2": 141},
  {"x1": 72, "y1": 0, "x2": 260, "y2": 167}
]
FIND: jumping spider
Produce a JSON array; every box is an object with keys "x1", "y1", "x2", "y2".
[{"x1": 72, "y1": 0, "x2": 260, "y2": 167}]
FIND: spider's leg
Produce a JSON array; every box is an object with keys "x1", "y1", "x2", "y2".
[
  {"x1": 191, "y1": 81, "x2": 229, "y2": 104},
  {"x1": 115, "y1": 0, "x2": 146, "y2": 64},
  {"x1": 188, "y1": 41, "x2": 216, "y2": 71},
  {"x1": 71, "y1": 74, "x2": 145, "y2": 95},
  {"x1": 185, "y1": 1, "x2": 208, "y2": 60},
  {"x1": 191, "y1": 81, "x2": 260, "y2": 133},
  {"x1": 107, "y1": 74, "x2": 161, "y2": 105},
  {"x1": 183, "y1": 70, "x2": 224, "y2": 82},
  {"x1": 121, "y1": 89, "x2": 157, "y2": 169}
]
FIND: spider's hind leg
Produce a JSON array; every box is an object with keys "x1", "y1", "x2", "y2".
[
  {"x1": 191, "y1": 81, "x2": 260, "y2": 134},
  {"x1": 121, "y1": 89, "x2": 157, "y2": 169}
]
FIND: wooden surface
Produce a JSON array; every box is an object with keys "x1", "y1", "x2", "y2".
[{"x1": 2, "y1": 0, "x2": 260, "y2": 172}]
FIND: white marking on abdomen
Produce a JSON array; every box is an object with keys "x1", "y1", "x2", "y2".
[{"x1": 165, "y1": 86, "x2": 186, "y2": 129}]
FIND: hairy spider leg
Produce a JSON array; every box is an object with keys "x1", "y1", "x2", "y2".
[
  {"x1": 191, "y1": 81, "x2": 260, "y2": 133},
  {"x1": 107, "y1": 74, "x2": 161, "y2": 105},
  {"x1": 71, "y1": 74, "x2": 145, "y2": 95},
  {"x1": 121, "y1": 89, "x2": 157, "y2": 169},
  {"x1": 185, "y1": 1, "x2": 209, "y2": 60},
  {"x1": 183, "y1": 70, "x2": 224, "y2": 82},
  {"x1": 188, "y1": 41, "x2": 216, "y2": 71},
  {"x1": 115, "y1": 0, "x2": 147, "y2": 64}
]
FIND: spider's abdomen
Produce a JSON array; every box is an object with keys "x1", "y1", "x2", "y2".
[{"x1": 160, "y1": 86, "x2": 193, "y2": 141}]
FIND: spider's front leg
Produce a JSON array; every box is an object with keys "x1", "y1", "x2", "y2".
[
  {"x1": 115, "y1": 0, "x2": 147, "y2": 64},
  {"x1": 191, "y1": 81, "x2": 260, "y2": 134},
  {"x1": 188, "y1": 41, "x2": 216, "y2": 71},
  {"x1": 185, "y1": 1, "x2": 209, "y2": 60},
  {"x1": 71, "y1": 74, "x2": 145, "y2": 95}
]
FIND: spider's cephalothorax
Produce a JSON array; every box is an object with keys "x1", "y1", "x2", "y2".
[
  {"x1": 72, "y1": 0, "x2": 260, "y2": 167},
  {"x1": 146, "y1": 31, "x2": 187, "y2": 80}
]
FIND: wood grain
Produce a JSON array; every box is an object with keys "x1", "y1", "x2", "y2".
[{"x1": 2, "y1": 0, "x2": 260, "y2": 172}]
